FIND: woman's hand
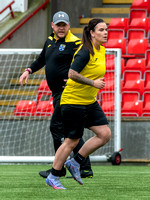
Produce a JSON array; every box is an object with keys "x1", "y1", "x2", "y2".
[{"x1": 93, "y1": 78, "x2": 105, "y2": 89}]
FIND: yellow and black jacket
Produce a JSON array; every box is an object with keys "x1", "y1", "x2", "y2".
[{"x1": 30, "y1": 30, "x2": 81, "y2": 95}]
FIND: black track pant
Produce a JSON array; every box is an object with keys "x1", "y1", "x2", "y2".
[{"x1": 50, "y1": 93, "x2": 91, "y2": 170}]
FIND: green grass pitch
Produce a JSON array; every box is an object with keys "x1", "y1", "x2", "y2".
[{"x1": 0, "y1": 164, "x2": 150, "y2": 200}]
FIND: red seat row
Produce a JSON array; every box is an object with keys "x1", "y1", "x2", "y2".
[
  {"x1": 14, "y1": 80, "x2": 54, "y2": 117},
  {"x1": 106, "y1": 29, "x2": 149, "y2": 55},
  {"x1": 14, "y1": 76, "x2": 150, "y2": 118},
  {"x1": 106, "y1": 50, "x2": 150, "y2": 75},
  {"x1": 99, "y1": 91, "x2": 150, "y2": 117}
]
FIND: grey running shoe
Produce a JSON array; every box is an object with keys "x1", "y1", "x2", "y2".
[
  {"x1": 46, "y1": 174, "x2": 66, "y2": 190},
  {"x1": 65, "y1": 159, "x2": 83, "y2": 185}
]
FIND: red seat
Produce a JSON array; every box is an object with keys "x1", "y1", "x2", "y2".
[
  {"x1": 106, "y1": 29, "x2": 126, "y2": 54},
  {"x1": 125, "y1": 58, "x2": 146, "y2": 74},
  {"x1": 131, "y1": 0, "x2": 150, "y2": 13},
  {"x1": 106, "y1": 54, "x2": 115, "y2": 70},
  {"x1": 144, "y1": 70, "x2": 150, "y2": 91},
  {"x1": 108, "y1": 18, "x2": 129, "y2": 34},
  {"x1": 36, "y1": 97, "x2": 54, "y2": 116},
  {"x1": 121, "y1": 79, "x2": 123, "y2": 92},
  {"x1": 37, "y1": 80, "x2": 52, "y2": 102},
  {"x1": 37, "y1": 80, "x2": 50, "y2": 91},
  {"x1": 129, "y1": 18, "x2": 150, "y2": 34},
  {"x1": 129, "y1": 9, "x2": 148, "y2": 23},
  {"x1": 104, "y1": 72, "x2": 114, "y2": 91},
  {"x1": 145, "y1": 49, "x2": 150, "y2": 70},
  {"x1": 106, "y1": 38, "x2": 127, "y2": 54},
  {"x1": 127, "y1": 29, "x2": 147, "y2": 55},
  {"x1": 121, "y1": 92, "x2": 143, "y2": 116},
  {"x1": 127, "y1": 29, "x2": 146, "y2": 40},
  {"x1": 106, "y1": 56, "x2": 125, "y2": 74},
  {"x1": 142, "y1": 92, "x2": 150, "y2": 116},
  {"x1": 100, "y1": 92, "x2": 114, "y2": 116},
  {"x1": 127, "y1": 38, "x2": 147, "y2": 54},
  {"x1": 107, "y1": 29, "x2": 125, "y2": 40},
  {"x1": 13, "y1": 100, "x2": 37, "y2": 116},
  {"x1": 122, "y1": 71, "x2": 144, "y2": 95}
]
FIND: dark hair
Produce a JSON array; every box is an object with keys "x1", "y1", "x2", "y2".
[{"x1": 82, "y1": 18, "x2": 105, "y2": 56}]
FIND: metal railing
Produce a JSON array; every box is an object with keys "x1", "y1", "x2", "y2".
[
  {"x1": 0, "y1": 0, "x2": 50, "y2": 44},
  {"x1": 0, "y1": 0, "x2": 15, "y2": 19}
]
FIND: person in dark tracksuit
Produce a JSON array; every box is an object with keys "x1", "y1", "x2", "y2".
[{"x1": 19, "y1": 11, "x2": 93, "y2": 178}]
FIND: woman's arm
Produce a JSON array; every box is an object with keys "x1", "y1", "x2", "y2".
[{"x1": 68, "y1": 69, "x2": 105, "y2": 89}]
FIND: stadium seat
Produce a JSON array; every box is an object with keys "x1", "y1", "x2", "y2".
[
  {"x1": 142, "y1": 92, "x2": 150, "y2": 116},
  {"x1": 122, "y1": 71, "x2": 144, "y2": 95},
  {"x1": 145, "y1": 49, "x2": 150, "y2": 70},
  {"x1": 100, "y1": 92, "x2": 114, "y2": 116},
  {"x1": 130, "y1": 0, "x2": 150, "y2": 13},
  {"x1": 36, "y1": 97, "x2": 54, "y2": 116},
  {"x1": 127, "y1": 29, "x2": 147, "y2": 55},
  {"x1": 13, "y1": 100, "x2": 37, "y2": 116},
  {"x1": 106, "y1": 38, "x2": 127, "y2": 54},
  {"x1": 107, "y1": 29, "x2": 125, "y2": 40},
  {"x1": 121, "y1": 79, "x2": 123, "y2": 92},
  {"x1": 127, "y1": 38, "x2": 147, "y2": 55},
  {"x1": 144, "y1": 70, "x2": 150, "y2": 91},
  {"x1": 106, "y1": 54, "x2": 115, "y2": 70},
  {"x1": 37, "y1": 80, "x2": 52, "y2": 102},
  {"x1": 125, "y1": 58, "x2": 146, "y2": 74},
  {"x1": 106, "y1": 56, "x2": 125, "y2": 74},
  {"x1": 129, "y1": 9, "x2": 148, "y2": 23},
  {"x1": 108, "y1": 18, "x2": 129, "y2": 35},
  {"x1": 37, "y1": 80, "x2": 50, "y2": 91},
  {"x1": 121, "y1": 92, "x2": 143, "y2": 116},
  {"x1": 106, "y1": 29, "x2": 127, "y2": 54},
  {"x1": 127, "y1": 29, "x2": 146, "y2": 40},
  {"x1": 104, "y1": 72, "x2": 114, "y2": 91},
  {"x1": 129, "y1": 18, "x2": 150, "y2": 34}
]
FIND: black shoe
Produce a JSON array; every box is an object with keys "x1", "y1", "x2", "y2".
[
  {"x1": 39, "y1": 167, "x2": 66, "y2": 178},
  {"x1": 80, "y1": 169, "x2": 93, "y2": 178}
]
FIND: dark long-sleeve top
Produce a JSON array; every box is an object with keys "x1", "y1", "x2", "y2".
[{"x1": 29, "y1": 30, "x2": 81, "y2": 95}]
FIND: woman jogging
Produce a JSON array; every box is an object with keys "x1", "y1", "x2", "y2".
[{"x1": 46, "y1": 18, "x2": 111, "y2": 190}]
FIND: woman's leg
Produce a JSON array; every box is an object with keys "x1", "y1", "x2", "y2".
[
  {"x1": 52, "y1": 138, "x2": 80, "y2": 170},
  {"x1": 78, "y1": 125, "x2": 111, "y2": 158}
]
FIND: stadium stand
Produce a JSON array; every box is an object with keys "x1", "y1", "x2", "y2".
[
  {"x1": 14, "y1": 79, "x2": 54, "y2": 117},
  {"x1": 10, "y1": 0, "x2": 150, "y2": 118}
]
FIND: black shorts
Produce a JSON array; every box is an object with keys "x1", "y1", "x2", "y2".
[{"x1": 61, "y1": 101, "x2": 109, "y2": 139}]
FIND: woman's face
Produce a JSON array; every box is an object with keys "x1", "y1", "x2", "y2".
[{"x1": 90, "y1": 22, "x2": 108, "y2": 45}]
